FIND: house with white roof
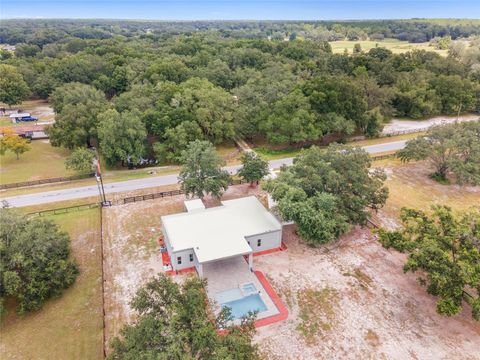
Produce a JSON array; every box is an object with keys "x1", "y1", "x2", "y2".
[{"x1": 161, "y1": 196, "x2": 282, "y2": 277}]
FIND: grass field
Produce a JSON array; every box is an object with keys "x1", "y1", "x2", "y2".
[
  {"x1": 0, "y1": 208, "x2": 104, "y2": 360},
  {"x1": 329, "y1": 38, "x2": 449, "y2": 56},
  {"x1": 373, "y1": 158, "x2": 480, "y2": 227},
  {"x1": 0, "y1": 140, "x2": 74, "y2": 184}
]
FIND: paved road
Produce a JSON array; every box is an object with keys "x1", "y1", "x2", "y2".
[{"x1": 1, "y1": 140, "x2": 407, "y2": 207}]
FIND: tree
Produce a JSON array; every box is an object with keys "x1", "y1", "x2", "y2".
[
  {"x1": 65, "y1": 147, "x2": 95, "y2": 174},
  {"x1": 48, "y1": 83, "x2": 108, "y2": 148},
  {"x1": 264, "y1": 144, "x2": 388, "y2": 245},
  {"x1": 238, "y1": 152, "x2": 269, "y2": 187},
  {"x1": 428, "y1": 75, "x2": 477, "y2": 114},
  {"x1": 0, "y1": 128, "x2": 31, "y2": 160},
  {"x1": 0, "y1": 64, "x2": 30, "y2": 107},
  {"x1": 108, "y1": 274, "x2": 258, "y2": 359},
  {"x1": 262, "y1": 89, "x2": 320, "y2": 144},
  {"x1": 178, "y1": 140, "x2": 231, "y2": 200},
  {"x1": 398, "y1": 122, "x2": 480, "y2": 184},
  {"x1": 97, "y1": 109, "x2": 147, "y2": 167},
  {"x1": 378, "y1": 206, "x2": 480, "y2": 320},
  {"x1": 0, "y1": 208, "x2": 79, "y2": 315}
]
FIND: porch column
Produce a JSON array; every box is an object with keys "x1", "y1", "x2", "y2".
[
  {"x1": 248, "y1": 253, "x2": 253, "y2": 272},
  {"x1": 197, "y1": 263, "x2": 204, "y2": 278}
]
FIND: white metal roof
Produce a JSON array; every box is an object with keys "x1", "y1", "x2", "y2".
[
  {"x1": 10, "y1": 113, "x2": 30, "y2": 118},
  {"x1": 184, "y1": 199, "x2": 205, "y2": 212},
  {"x1": 161, "y1": 196, "x2": 282, "y2": 263}
]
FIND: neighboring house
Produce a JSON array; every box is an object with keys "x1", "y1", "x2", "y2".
[
  {"x1": 161, "y1": 196, "x2": 282, "y2": 277},
  {"x1": 0, "y1": 125, "x2": 48, "y2": 139}
]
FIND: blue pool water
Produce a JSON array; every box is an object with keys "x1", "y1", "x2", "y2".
[{"x1": 221, "y1": 294, "x2": 267, "y2": 319}]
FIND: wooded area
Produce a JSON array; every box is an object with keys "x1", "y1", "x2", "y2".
[{"x1": 1, "y1": 19, "x2": 479, "y2": 166}]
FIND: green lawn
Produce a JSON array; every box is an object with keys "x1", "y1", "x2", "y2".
[
  {"x1": 0, "y1": 208, "x2": 104, "y2": 360},
  {"x1": 0, "y1": 140, "x2": 74, "y2": 184},
  {"x1": 329, "y1": 38, "x2": 448, "y2": 56}
]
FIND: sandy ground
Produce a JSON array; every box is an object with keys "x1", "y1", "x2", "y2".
[
  {"x1": 254, "y1": 225, "x2": 480, "y2": 360},
  {"x1": 101, "y1": 184, "x2": 263, "y2": 351},
  {"x1": 382, "y1": 114, "x2": 479, "y2": 134},
  {"x1": 101, "y1": 169, "x2": 479, "y2": 359}
]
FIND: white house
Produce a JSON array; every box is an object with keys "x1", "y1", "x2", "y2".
[{"x1": 161, "y1": 196, "x2": 282, "y2": 277}]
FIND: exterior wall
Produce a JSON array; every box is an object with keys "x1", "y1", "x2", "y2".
[
  {"x1": 245, "y1": 229, "x2": 282, "y2": 253},
  {"x1": 162, "y1": 223, "x2": 196, "y2": 271},
  {"x1": 171, "y1": 248, "x2": 197, "y2": 271}
]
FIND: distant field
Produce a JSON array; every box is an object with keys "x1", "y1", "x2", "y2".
[
  {"x1": 329, "y1": 38, "x2": 449, "y2": 56},
  {"x1": 0, "y1": 140, "x2": 74, "y2": 184},
  {"x1": 0, "y1": 208, "x2": 104, "y2": 360}
]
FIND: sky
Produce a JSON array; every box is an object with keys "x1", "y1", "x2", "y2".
[{"x1": 1, "y1": 0, "x2": 480, "y2": 20}]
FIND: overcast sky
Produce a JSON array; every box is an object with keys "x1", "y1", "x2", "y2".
[{"x1": 1, "y1": 1, "x2": 480, "y2": 20}]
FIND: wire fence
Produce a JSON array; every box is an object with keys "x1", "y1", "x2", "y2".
[{"x1": 1, "y1": 173, "x2": 95, "y2": 190}]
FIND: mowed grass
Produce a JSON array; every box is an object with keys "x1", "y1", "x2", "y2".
[
  {"x1": 329, "y1": 38, "x2": 448, "y2": 56},
  {"x1": 0, "y1": 140, "x2": 74, "y2": 184},
  {"x1": 0, "y1": 208, "x2": 104, "y2": 360}
]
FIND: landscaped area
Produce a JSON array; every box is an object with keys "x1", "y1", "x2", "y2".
[{"x1": 0, "y1": 208, "x2": 103, "y2": 360}]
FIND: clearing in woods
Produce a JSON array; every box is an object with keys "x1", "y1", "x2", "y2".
[{"x1": 0, "y1": 208, "x2": 104, "y2": 360}]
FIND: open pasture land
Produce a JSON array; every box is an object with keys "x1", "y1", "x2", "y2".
[
  {"x1": 0, "y1": 208, "x2": 103, "y2": 360},
  {"x1": 102, "y1": 183, "x2": 264, "y2": 350},
  {"x1": 329, "y1": 38, "x2": 449, "y2": 55},
  {"x1": 374, "y1": 158, "x2": 480, "y2": 227},
  {"x1": 0, "y1": 140, "x2": 74, "y2": 184}
]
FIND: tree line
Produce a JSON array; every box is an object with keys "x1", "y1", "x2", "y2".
[
  {"x1": 1, "y1": 26, "x2": 478, "y2": 167},
  {"x1": 1, "y1": 19, "x2": 480, "y2": 45}
]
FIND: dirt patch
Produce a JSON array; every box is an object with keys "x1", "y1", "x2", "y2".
[
  {"x1": 254, "y1": 225, "x2": 480, "y2": 359},
  {"x1": 382, "y1": 114, "x2": 479, "y2": 134}
]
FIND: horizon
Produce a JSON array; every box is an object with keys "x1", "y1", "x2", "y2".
[{"x1": 2, "y1": 1, "x2": 480, "y2": 21}]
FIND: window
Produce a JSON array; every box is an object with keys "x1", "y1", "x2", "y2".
[
  {"x1": 257, "y1": 239, "x2": 262, "y2": 247},
  {"x1": 177, "y1": 256, "x2": 182, "y2": 265},
  {"x1": 189, "y1": 254, "x2": 194, "y2": 262}
]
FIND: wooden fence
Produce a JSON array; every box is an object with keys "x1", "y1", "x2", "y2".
[
  {"x1": 26, "y1": 203, "x2": 100, "y2": 218},
  {"x1": 120, "y1": 179, "x2": 246, "y2": 205},
  {"x1": 1, "y1": 173, "x2": 95, "y2": 190}
]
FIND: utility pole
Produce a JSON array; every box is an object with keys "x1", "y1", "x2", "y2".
[{"x1": 93, "y1": 148, "x2": 111, "y2": 207}]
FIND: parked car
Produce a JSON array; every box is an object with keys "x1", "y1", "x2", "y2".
[{"x1": 16, "y1": 116, "x2": 38, "y2": 122}]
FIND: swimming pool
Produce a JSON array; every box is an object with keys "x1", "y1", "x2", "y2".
[{"x1": 221, "y1": 294, "x2": 267, "y2": 319}]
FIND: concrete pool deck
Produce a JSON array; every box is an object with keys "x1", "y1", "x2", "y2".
[{"x1": 203, "y1": 256, "x2": 280, "y2": 322}]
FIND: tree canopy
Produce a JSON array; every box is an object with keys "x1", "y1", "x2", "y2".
[
  {"x1": 378, "y1": 206, "x2": 480, "y2": 321},
  {"x1": 97, "y1": 109, "x2": 147, "y2": 166},
  {"x1": 48, "y1": 82, "x2": 108, "y2": 148},
  {"x1": 0, "y1": 208, "x2": 79, "y2": 315},
  {"x1": 264, "y1": 144, "x2": 388, "y2": 245},
  {"x1": 0, "y1": 64, "x2": 30, "y2": 106},
  {"x1": 108, "y1": 274, "x2": 258, "y2": 360},
  {"x1": 0, "y1": 128, "x2": 31, "y2": 160},
  {"x1": 1, "y1": 19, "x2": 479, "y2": 164},
  {"x1": 237, "y1": 152, "x2": 270, "y2": 186},
  {"x1": 398, "y1": 121, "x2": 480, "y2": 184},
  {"x1": 178, "y1": 140, "x2": 231, "y2": 200},
  {"x1": 65, "y1": 147, "x2": 95, "y2": 174}
]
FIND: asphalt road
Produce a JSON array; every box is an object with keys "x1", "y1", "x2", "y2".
[{"x1": 1, "y1": 140, "x2": 407, "y2": 207}]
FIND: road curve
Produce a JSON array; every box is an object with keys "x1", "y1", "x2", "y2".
[{"x1": 1, "y1": 140, "x2": 407, "y2": 207}]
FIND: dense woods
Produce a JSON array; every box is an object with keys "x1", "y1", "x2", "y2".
[{"x1": 1, "y1": 19, "x2": 479, "y2": 165}]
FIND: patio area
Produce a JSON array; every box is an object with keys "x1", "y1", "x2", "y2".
[{"x1": 203, "y1": 256, "x2": 280, "y2": 321}]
